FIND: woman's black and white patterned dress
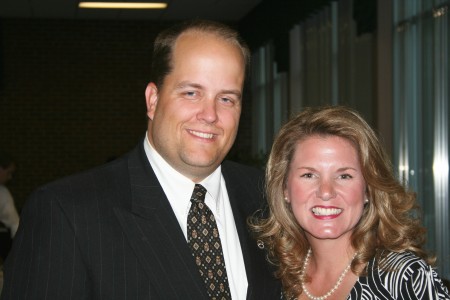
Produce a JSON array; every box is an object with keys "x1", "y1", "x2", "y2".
[{"x1": 348, "y1": 251, "x2": 450, "y2": 299}]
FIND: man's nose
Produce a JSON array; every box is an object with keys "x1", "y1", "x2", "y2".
[{"x1": 197, "y1": 98, "x2": 218, "y2": 123}]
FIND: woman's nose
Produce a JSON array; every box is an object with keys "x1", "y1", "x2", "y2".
[{"x1": 316, "y1": 179, "x2": 337, "y2": 201}]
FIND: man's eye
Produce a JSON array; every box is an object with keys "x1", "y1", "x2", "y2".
[
  {"x1": 185, "y1": 91, "x2": 197, "y2": 97},
  {"x1": 222, "y1": 98, "x2": 233, "y2": 105},
  {"x1": 219, "y1": 96, "x2": 235, "y2": 104}
]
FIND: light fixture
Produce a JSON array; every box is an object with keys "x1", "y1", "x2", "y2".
[{"x1": 78, "y1": 2, "x2": 167, "y2": 9}]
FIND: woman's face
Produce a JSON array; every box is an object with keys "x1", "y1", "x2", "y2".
[{"x1": 284, "y1": 135, "x2": 366, "y2": 243}]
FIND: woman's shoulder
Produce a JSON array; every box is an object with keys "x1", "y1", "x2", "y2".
[
  {"x1": 365, "y1": 250, "x2": 450, "y2": 299},
  {"x1": 348, "y1": 251, "x2": 449, "y2": 299},
  {"x1": 381, "y1": 250, "x2": 427, "y2": 269},
  {"x1": 374, "y1": 250, "x2": 439, "y2": 284}
]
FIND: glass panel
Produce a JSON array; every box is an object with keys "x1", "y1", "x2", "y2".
[
  {"x1": 251, "y1": 47, "x2": 267, "y2": 155},
  {"x1": 393, "y1": 0, "x2": 449, "y2": 279},
  {"x1": 432, "y1": 0, "x2": 449, "y2": 277},
  {"x1": 421, "y1": 8, "x2": 436, "y2": 256}
]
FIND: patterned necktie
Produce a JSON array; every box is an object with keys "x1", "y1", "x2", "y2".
[{"x1": 187, "y1": 184, "x2": 231, "y2": 300}]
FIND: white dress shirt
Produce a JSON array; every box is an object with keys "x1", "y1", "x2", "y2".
[
  {"x1": 143, "y1": 135, "x2": 248, "y2": 300},
  {"x1": 0, "y1": 185, "x2": 19, "y2": 238}
]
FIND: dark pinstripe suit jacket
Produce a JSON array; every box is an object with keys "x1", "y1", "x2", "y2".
[{"x1": 1, "y1": 142, "x2": 281, "y2": 300}]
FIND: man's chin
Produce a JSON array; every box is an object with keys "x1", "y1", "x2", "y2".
[{"x1": 182, "y1": 154, "x2": 223, "y2": 169}]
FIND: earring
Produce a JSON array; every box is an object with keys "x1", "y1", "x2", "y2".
[
  {"x1": 256, "y1": 239, "x2": 265, "y2": 249},
  {"x1": 364, "y1": 198, "x2": 369, "y2": 204}
]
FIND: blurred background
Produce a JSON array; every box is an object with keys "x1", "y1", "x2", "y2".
[{"x1": 0, "y1": 0, "x2": 448, "y2": 280}]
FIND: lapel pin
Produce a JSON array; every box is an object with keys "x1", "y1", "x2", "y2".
[{"x1": 257, "y1": 240, "x2": 264, "y2": 249}]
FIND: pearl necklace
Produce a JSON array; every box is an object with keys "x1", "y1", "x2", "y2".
[{"x1": 301, "y1": 248, "x2": 357, "y2": 300}]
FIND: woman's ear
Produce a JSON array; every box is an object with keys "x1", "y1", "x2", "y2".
[{"x1": 284, "y1": 191, "x2": 290, "y2": 203}]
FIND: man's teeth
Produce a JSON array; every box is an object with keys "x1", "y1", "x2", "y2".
[
  {"x1": 190, "y1": 130, "x2": 214, "y2": 139},
  {"x1": 312, "y1": 207, "x2": 342, "y2": 216}
]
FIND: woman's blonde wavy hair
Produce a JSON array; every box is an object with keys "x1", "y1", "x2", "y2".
[{"x1": 249, "y1": 106, "x2": 433, "y2": 299}]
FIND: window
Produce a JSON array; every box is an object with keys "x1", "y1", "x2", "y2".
[
  {"x1": 251, "y1": 42, "x2": 288, "y2": 157},
  {"x1": 393, "y1": 0, "x2": 449, "y2": 278}
]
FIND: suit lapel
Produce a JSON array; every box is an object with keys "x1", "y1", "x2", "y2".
[
  {"x1": 113, "y1": 143, "x2": 208, "y2": 299},
  {"x1": 221, "y1": 162, "x2": 268, "y2": 299},
  {"x1": 112, "y1": 146, "x2": 278, "y2": 298}
]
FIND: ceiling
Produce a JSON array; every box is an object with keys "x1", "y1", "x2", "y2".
[{"x1": 0, "y1": 0, "x2": 262, "y2": 22}]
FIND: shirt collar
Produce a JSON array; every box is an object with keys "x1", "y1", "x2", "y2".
[{"x1": 143, "y1": 133, "x2": 221, "y2": 204}]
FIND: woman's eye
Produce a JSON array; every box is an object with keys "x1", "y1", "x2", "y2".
[
  {"x1": 300, "y1": 173, "x2": 314, "y2": 179},
  {"x1": 340, "y1": 174, "x2": 353, "y2": 179}
]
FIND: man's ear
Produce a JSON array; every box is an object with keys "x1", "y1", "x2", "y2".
[{"x1": 145, "y1": 82, "x2": 158, "y2": 120}]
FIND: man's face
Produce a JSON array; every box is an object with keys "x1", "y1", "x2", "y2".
[
  {"x1": 0, "y1": 164, "x2": 15, "y2": 185},
  {"x1": 146, "y1": 32, "x2": 245, "y2": 182}
]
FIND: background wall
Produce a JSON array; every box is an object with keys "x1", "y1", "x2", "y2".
[{"x1": 0, "y1": 19, "x2": 253, "y2": 209}]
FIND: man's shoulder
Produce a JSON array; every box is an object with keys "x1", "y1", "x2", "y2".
[
  {"x1": 0, "y1": 184, "x2": 13, "y2": 203},
  {"x1": 0, "y1": 184, "x2": 9, "y2": 194},
  {"x1": 221, "y1": 160, "x2": 266, "y2": 202},
  {"x1": 48, "y1": 154, "x2": 128, "y2": 190},
  {"x1": 221, "y1": 160, "x2": 264, "y2": 178},
  {"x1": 28, "y1": 150, "x2": 134, "y2": 210}
]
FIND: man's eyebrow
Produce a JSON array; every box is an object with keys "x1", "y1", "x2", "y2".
[
  {"x1": 175, "y1": 81, "x2": 203, "y2": 90},
  {"x1": 175, "y1": 81, "x2": 242, "y2": 99},
  {"x1": 221, "y1": 89, "x2": 242, "y2": 99}
]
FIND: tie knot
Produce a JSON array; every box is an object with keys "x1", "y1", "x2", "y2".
[{"x1": 191, "y1": 184, "x2": 207, "y2": 203}]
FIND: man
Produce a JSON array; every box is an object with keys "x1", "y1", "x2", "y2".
[
  {"x1": 1, "y1": 20, "x2": 280, "y2": 299},
  {"x1": 0, "y1": 152, "x2": 20, "y2": 261}
]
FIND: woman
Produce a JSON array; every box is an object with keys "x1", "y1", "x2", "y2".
[{"x1": 250, "y1": 106, "x2": 450, "y2": 299}]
